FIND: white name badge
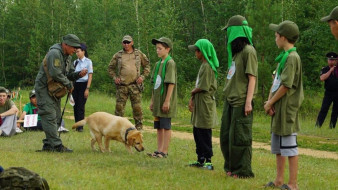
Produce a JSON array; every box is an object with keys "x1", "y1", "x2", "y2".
[
  {"x1": 227, "y1": 61, "x2": 236, "y2": 79},
  {"x1": 271, "y1": 76, "x2": 281, "y2": 93},
  {"x1": 154, "y1": 75, "x2": 162, "y2": 89},
  {"x1": 24, "y1": 114, "x2": 38, "y2": 127}
]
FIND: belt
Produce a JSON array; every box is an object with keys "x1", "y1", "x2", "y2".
[{"x1": 119, "y1": 81, "x2": 137, "y2": 86}]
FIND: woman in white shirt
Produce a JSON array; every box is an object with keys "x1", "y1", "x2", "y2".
[{"x1": 72, "y1": 43, "x2": 93, "y2": 132}]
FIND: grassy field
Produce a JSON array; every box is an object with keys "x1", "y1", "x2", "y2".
[{"x1": 1, "y1": 90, "x2": 337, "y2": 189}]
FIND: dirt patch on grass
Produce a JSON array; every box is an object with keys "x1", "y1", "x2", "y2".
[{"x1": 143, "y1": 126, "x2": 338, "y2": 160}]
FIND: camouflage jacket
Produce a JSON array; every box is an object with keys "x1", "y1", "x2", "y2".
[{"x1": 107, "y1": 49, "x2": 150, "y2": 81}]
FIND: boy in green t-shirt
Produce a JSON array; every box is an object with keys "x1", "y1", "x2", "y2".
[
  {"x1": 264, "y1": 20, "x2": 303, "y2": 190},
  {"x1": 148, "y1": 37, "x2": 177, "y2": 158},
  {"x1": 220, "y1": 15, "x2": 258, "y2": 178},
  {"x1": 187, "y1": 39, "x2": 218, "y2": 170},
  {"x1": 17, "y1": 90, "x2": 43, "y2": 131}
]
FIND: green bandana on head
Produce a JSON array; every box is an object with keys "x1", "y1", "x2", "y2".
[
  {"x1": 153, "y1": 55, "x2": 172, "y2": 95},
  {"x1": 226, "y1": 20, "x2": 253, "y2": 69},
  {"x1": 275, "y1": 47, "x2": 296, "y2": 77},
  {"x1": 194, "y1": 39, "x2": 219, "y2": 78}
]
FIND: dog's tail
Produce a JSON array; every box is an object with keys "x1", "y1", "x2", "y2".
[{"x1": 72, "y1": 119, "x2": 87, "y2": 129}]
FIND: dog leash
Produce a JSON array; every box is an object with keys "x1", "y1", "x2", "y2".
[{"x1": 58, "y1": 93, "x2": 70, "y2": 137}]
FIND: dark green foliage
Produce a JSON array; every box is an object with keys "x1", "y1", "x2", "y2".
[{"x1": 1, "y1": 0, "x2": 337, "y2": 103}]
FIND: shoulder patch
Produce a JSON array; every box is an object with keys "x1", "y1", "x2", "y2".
[{"x1": 54, "y1": 59, "x2": 61, "y2": 67}]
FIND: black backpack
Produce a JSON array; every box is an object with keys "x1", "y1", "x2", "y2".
[{"x1": 0, "y1": 167, "x2": 49, "y2": 190}]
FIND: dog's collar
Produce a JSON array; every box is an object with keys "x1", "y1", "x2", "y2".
[{"x1": 124, "y1": 127, "x2": 136, "y2": 144}]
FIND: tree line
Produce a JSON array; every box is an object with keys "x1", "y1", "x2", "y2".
[{"x1": 1, "y1": 0, "x2": 337, "y2": 104}]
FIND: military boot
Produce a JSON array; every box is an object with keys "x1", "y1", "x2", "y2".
[{"x1": 54, "y1": 144, "x2": 73, "y2": 153}]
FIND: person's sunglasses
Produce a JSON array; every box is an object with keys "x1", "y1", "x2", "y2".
[{"x1": 123, "y1": 41, "x2": 131, "y2": 44}]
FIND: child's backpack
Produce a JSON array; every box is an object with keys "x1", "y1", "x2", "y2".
[{"x1": 0, "y1": 167, "x2": 49, "y2": 190}]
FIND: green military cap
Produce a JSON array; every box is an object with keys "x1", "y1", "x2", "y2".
[
  {"x1": 152, "y1": 37, "x2": 173, "y2": 49},
  {"x1": 321, "y1": 6, "x2": 338, "y2": 22},
  {"x1": 222, "y1": 15, "x2": 247, "y2": 30},
  {"x1": 0, "y1": 86, "x2": 6, "y2": 94},
  {"x1": 62, "y1": 34, "x2": 81, "y2": 48},
  {"x1": 269, "y1": 20, "x2": 299, "y2": 42},
  {"x1": 122, "y1": 35, "x2": 133, "y2": 42},
  {"x1": 29, "y1": 89, "x2": 36, "y2": 98}
]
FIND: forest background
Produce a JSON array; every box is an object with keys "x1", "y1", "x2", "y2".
[{"x1": 1, "y1": 0, "x2": 338, "y2": 114}]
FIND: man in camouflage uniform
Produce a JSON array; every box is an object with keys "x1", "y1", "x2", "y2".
[
  {"x1": 108, "y1": 35, "x2": 150, "y2": 130},
  {"x1": 34, "y1": 34, "x2": 88, "y2": 152}
]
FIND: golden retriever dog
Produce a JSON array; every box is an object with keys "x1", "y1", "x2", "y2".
[{"x1": 72, "y1": 112, "x2": 144, "y2": 153}]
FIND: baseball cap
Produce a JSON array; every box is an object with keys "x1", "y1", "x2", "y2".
[
  {"x1": 152, "y1": 37, "x2": 173, "y2": 49},
  {"x1": 321, "y1": 6, "x2": 338, "y2": 22},
  {"x1": 269, "y1": 20, "x2": 299, "y2": 42},
  {"x1": 222, "y1": 15, "x2": 247, "y2": 30},
  {"x1": 62, "y1": 34, "x2": 81, "y2": 48},
  {"x1": 122, "y1": 35, "x2": 133, "y2": 42},
  {"x1": 326, "y1": 52, "x2": 338, "y2": 59},
  {"x1": 29, "y1": 90, "x2": 36, "y2": 98}
]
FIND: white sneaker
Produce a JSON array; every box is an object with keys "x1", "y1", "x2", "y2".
[
  {"x1": 16, "y1": 128, "x2": 23, "y2": 133},
  {"x1": 58, "y1": 126, "x2": 69, "y2": 132}
]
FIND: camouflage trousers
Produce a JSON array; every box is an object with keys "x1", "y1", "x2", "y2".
[{"x1": 115, "y1": 83, "x2": 143, "y2": 130}]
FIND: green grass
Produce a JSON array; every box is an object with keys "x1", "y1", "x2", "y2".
[{"x1": 1, "y1": 90, "x2": 337, "y2": 189}]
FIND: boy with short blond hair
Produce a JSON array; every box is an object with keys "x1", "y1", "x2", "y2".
[
  {"x1": 148, "y1": 37, "x2": 177, "y2": 158},
  {"x1": 264, "y1": 20, "x2": 303, "y2": 190}
]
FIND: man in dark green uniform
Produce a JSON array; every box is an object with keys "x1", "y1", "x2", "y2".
[{"x1": 34, "y1": 34, "x2": 87, "y2": 152}]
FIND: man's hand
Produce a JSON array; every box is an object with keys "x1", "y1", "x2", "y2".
[
  {"x1": 136, "y1": 76, "x2": 143, "y2": 84},
  {"x1": 330, "y1": 66, "x2": 336, "y2": 72},
  {"x1": 114, "y1": 78, "x2": 121, "y2": 85},
  {"x1": 79, "y1": 68, "x2": 88, "y2": 77},
  {"x1": 68, "y1": 87, "x2": 74, "y2": 94},
  {"x1": 149, "y1": 101, "x2": 153, "y2": 112}
]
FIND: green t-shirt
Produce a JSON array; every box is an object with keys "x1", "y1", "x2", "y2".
[
  {"x1": 223, "y1": 45, "x2": 258, "y2": 107},
  {"x1": 0, "y1": 100, "x2": 14, "y2": 114},
  {"x1": 191, "y1": 62, "x2": 217, "y2": 129},
  {"x1": 151, "y1": 59, "x2": 177, "y2": 118},
  {"x1": 23, "y1": 102, "x2": 41, "y2": 121},
  {"x1": 271, "y1": 51, "x2": 304, "y2": 136}
]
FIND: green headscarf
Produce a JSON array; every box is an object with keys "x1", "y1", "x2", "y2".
[
  {"x1": 194, "y1": 39, "x2": 219, "y2": 78},
  {"x1": 153, "y1": 55, "x2": 172, "y2": 95},
  {"x1": 226, "y1": 20, "x2": 253, "y2": 69},
  {"x1": 275, "y1": 47, "x2": 296, "y2": 77}
]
